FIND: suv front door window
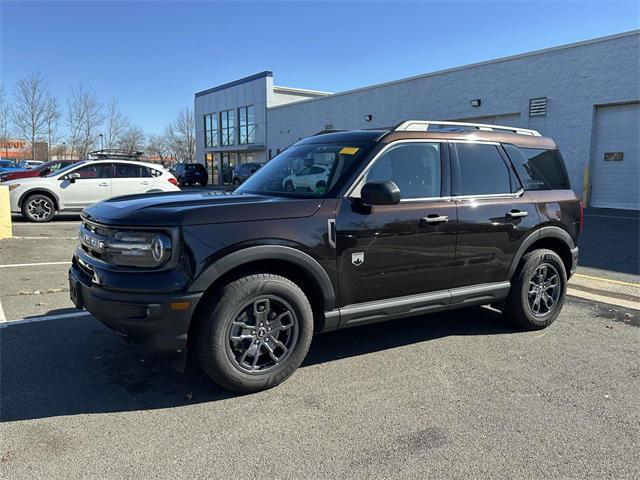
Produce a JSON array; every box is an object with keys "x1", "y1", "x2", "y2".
[{"x1": 336, "y1": 141, "x2": 457, "y2": 306}]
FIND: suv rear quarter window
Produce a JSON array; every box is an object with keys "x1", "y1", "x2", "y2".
[
  {"x1": 454, "y1": 143, "x2": 516, "y2": 196},
  {"x1": 503, "y1": 145, "x2": 571, "y2": 190}
]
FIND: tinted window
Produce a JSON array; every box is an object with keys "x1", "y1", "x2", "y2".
[
  {"x1": 310, "y1": 166, "x2": 325, "y2": 175},
  {"x1": 455, "y1": 143, "x2": 512, "y2": 195},
  {"x1": 186, "y1": 164, "x2": 206, "y2": 172},
  {"x1": 72, "y1": 164, "x2": 113, "y2": 179},
  {"x1": 363, "y1": 143, "x2": 441, "y2": 199},
  {"x1": 504, "y1": 145, "x2": 571, "y2": 190},
  {"x1": 115, "y1": 164, "x2": 142, "y2": 178},
  {"x1": 237, "y1": 143, "x2": 372, "y2": 198},
  {"x1": 150, "y1": 168, "x2": 162, "y2": 177}
]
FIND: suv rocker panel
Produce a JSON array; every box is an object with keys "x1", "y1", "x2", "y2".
[{"x1": 331, "y1": 281, "x2": 510, "y2": 329}]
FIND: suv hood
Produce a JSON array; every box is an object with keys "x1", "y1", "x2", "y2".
[{"x1": 83, "y1": 190, "x2": 324, "y2": 226}]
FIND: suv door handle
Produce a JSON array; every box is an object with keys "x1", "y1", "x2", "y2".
[
  {"x1": 98, "y1": 182, "x2": 109, "y2": 187},
  {"x1": 506, "y1": 209, "x2": 528, "y2": 218},
  {"x1": 420, "y1": 215, "x2": 449, "y2": 225},
  {"x1": 140, "y1": 181, "x2": 150, "y2": 185}
]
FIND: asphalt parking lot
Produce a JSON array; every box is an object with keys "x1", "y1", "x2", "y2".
[{"x1": 1, "y1": 211, "x2": 639, "y2": 479}]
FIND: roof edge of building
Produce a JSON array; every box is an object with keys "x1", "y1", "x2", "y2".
[
  {"x1": 273, "y1": 85, "x2": 332, "y2": 96},
  {"x1": 195, "y1": 71, "x2": 273, "y2": 98},
  {"x1": 267, "y1": 29, "x2": 640, "y2": 111}
]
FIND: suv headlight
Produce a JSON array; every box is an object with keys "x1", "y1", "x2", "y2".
[{"x1": 105, "y1": 231, "x2": 172, "y2": 268}]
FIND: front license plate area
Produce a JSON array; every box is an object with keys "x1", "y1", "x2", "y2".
[{"x1": 69, "y1": 278, "x2": 84, "y2": 309}]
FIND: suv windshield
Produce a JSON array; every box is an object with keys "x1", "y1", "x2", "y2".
[{"x1": 237, "y1": 143, "x2": 372, "y2": 198}]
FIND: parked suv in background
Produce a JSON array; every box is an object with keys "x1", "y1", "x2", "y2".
[
  {"x1": 170, "y1": 163, "x2": 208, "y2": 186},
  {"x1": 6, "y1": 160, "x2": 179, "y2": 222},
  {"x1": 69, "y1": 120, "x2": 581, "y2": 393},
  {"x1": 1, "y1": 159, "x2": 78, "y2": 182},
  {"x1": 232, "y1": 162, "x2": 262, "y2": 186}
]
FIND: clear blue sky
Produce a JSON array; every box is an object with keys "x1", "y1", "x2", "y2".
[{"x1": 2, "y1": 0, "x2": 638, "y2": 135}]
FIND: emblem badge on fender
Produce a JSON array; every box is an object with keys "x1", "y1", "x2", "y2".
[{"x1": 352, "y1": 252, "x2": 364, "y2": 266}]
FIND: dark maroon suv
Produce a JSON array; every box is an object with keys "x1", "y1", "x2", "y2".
[{"x1": 69, "y1": 120, "x2": 581, "y2": 393}]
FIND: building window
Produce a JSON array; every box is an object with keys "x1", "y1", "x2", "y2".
[
  {"x1": 238, "y1": 105, "x2": 256, "y2": 144},
  {"x1": 221, "y1": 109, "x2": 235, "y2": 146},
  {"x1": 204, "y1": 113, "x2": 218, "y2": 148}
]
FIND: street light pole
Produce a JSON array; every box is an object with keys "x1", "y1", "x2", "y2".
[
  {"x1": 99, "y1": 134, "x2": 104, "y2": 151},
  {"x1": 62, "y1": 141, "x2": 67, "y2": 160}
]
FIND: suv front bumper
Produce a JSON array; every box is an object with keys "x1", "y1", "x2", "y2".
[{"x1": 69, "y1": 264, "x2": 203, "y2": 357}]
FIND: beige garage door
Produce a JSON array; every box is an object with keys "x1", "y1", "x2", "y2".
[{"x1": 590, "y1": 102, "x2": 640, "y2": 210}]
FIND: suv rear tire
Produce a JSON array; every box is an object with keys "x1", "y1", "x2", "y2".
[
  {"x1": 196, "y1": 273, "x2": 314, "y2": 393},
  {"x1": 504, "y1": 249, "x2": 567, "y2": 330},
  {"x1": 22, "y1": 193, "x2": 56, "y2": 222}
]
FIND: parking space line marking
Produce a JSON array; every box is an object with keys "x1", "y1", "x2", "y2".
[
  {"x1": 0, "y1": 311, "x2": 92, "y2": 327},
  {"x1": 567, "y1": 288, "x2": 640, "y2": 311},
  {"x1": 0, "y1": 261, "x2": 72, "y2": 268},
  {"x1": 11, "y1": 236, "x2": 77, "y2": 240},
  {"x1": 11, "y1": 221, "x2": 80, "y2": 225},
  {"x1": 0, "y1": 300, "x2": 6, "y2": 322},
  {"x1": 573, "y1": 273, "x2": 640, "y2": 288}
]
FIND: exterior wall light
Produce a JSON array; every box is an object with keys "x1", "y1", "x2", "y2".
[
  {"x1": 364, "y1": 114, "x2": 373, "y2": 121},
  {"x1": 470, "y1": 99, "x2": 481, "y2": 107}
]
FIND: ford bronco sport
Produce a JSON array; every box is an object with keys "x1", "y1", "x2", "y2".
[{"x1": 69, "y1": 120, "x2": 582, "y2": 393}]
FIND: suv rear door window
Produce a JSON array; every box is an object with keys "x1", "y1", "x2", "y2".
[
  {"x1": 363, "y1": 142, "x2": 441, "y2": 199},
  {"x1": 503, "y1": 145, "x2": 571, "y2": 190},
  {"x1": 115, "y1": 164, "x2": 143, "y2": 178},
  {"x1": 454, "y1": 143, "x2": 513, "y2": 196}
]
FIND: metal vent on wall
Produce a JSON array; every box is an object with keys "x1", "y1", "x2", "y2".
[{"x1": 529, "y1": 97, "x2": 548, "y2": 117}]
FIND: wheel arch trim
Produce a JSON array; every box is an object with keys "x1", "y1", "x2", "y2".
[
  {"x1": 18, "y1": 188, "x2": 61, "y2": 210},
  {"x1": 507, "y1": 226, "x2": 575, "y2": 279},
  {"x1": 189, "y1": 245, "x2": 336, "y2": 310}
]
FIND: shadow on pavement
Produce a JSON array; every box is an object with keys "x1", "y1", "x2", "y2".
[
  {"x1": 579, "y1": 208, "x2": 639, "y2": 275},
  {"x1": 1, "y1": 306, "x2": 518, "y2": 422}
]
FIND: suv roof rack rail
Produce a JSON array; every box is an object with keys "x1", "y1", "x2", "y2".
[
  {"x1": 89, "y1": 149, "x2": 145, "y2": 160},
  {"x1": 394, "y1": 120, "x2": 541, "y2": 136}
]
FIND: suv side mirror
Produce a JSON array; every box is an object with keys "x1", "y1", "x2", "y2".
[
  {"x1": 360, "y1": 181, "x2": 401, "y2": 205},
  {"x1": 68, "y1": 172, "x2": 81, "y2": 183}
]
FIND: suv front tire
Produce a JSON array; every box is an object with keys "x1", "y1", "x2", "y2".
[
  {"x1": 22, "y1": 193, "x2": 56, "y2": 222},
  {"x1": 196, "y1": 273, "x2": 314, "y2": 393}
]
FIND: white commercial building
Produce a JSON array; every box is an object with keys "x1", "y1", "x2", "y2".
[{"x1": 195, "y1": 30, "x2": 639, "y2": 209}]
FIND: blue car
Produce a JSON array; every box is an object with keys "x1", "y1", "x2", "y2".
[{"x1": 0, "y1": 159, "x2": 23, "y2": 176}]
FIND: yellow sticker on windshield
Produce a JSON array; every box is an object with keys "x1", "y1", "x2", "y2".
[{"x1": 339, "y1": 147, "x2": 359, "y2": 155}]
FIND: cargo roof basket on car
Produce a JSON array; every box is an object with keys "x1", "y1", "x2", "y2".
[
  {"x1": 89, "y1": 149, "x2": 145, "y2": 160},
  {"x1": 394, "y1": 120, "x2": 541, "y2": 136}
]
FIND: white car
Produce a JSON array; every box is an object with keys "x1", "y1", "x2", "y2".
[
  {"x1": 5, "y1": 160, "x2": 180, "y2": 222},
  {"x1": 282, "y1": 165, "x2": 330, "y2": 192}
]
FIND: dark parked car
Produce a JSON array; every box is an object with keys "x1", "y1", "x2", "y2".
[
  {"x1": 69, "y1": 120, "x2": 581, "y2": 393},
  {"x1": 0, "y1": 159, "x2": 78, "y2": 182},
  {"x1": 170, "y1": 163, "x2": 208, "y2": 186},
  {"x1": 232, "y1": 162, "x2": 263, "y2": 186}
]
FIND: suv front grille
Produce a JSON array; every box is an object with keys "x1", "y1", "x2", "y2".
[{"x1": 79, "y1": 219, "x2": 114, "y2": 263}]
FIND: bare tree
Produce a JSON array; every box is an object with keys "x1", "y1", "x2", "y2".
[
  {"x1": 0, "y1": 85, "x2": 10, "y2": 143},
  {"x1": 118, "y1": 125, "x2": 146, "y2": 152},
  {"x1": 146, "y1": 133, "x2": 170, "y2": 165},
  {"x1": 165, "y1": 108, "x2": 195, "y2": 163},
  {"x1": 10, "y1": 71, "x2": 51, "y2": 160},
  {"x1": 66, "y1": 84, "x2": 103, "y2": 158},
  {"x1": 104, "y1": 98, "x2": 129, "y2": 148},
  {"x1": 44, "y1": 97, "x2": 60, "y2": 160}
]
